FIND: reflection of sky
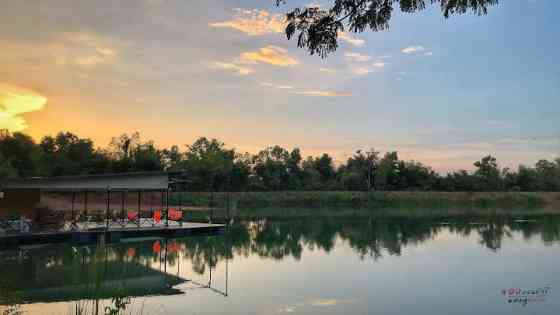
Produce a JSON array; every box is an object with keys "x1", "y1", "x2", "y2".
[
  {"x1": 23, "y1": 227, "x2": 560, "y2": 315},
  {"x1": 1, "y1": 1, "x2": 559, "y2": 172}
]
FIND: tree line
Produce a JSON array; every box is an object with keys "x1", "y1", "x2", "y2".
[{"x1": 0, "y1": 129, "x2": 559, "y2": 192}]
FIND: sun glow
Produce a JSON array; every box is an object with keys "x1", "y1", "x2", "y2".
[{"x1": 0, "y1": 83, "x2": 48, "y2": 132}]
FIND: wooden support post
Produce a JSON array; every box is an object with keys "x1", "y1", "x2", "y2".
[
  {"x1": 179, "y1": 191, "x2": 183, "y2": 227},
  {"x1": 84, "y1": 191, "x2": 88, "y2": 221},
  {"x1": 121, "y1": 191, "x2": 126, "y2": 226},
  {"x1": 150, "y1": 192, "x2": 154, "y2": 227},
  {"x1": 137, "y1": 191, "x2": 141, "y2": 227},
  {"x1": 71, "y1": 191, "x2": 76, "y2": 227},
  {"x1": 165, "y1": 189, "x2": 169, "y2": 227},
  {"x1": 106, "y1": 188, "x2": 111, "y2": 230}
]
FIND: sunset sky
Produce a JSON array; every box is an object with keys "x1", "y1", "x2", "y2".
[{"x1": 0, "y1": 0, "x2": 558, "y2": 172}]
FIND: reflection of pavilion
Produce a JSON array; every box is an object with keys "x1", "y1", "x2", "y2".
[{"x1": 0, "y1": 238, "x2": 229, "y2": 305}]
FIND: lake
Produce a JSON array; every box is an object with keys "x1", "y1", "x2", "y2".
[{"x1": 1, "y1": 214, "x2": 559, "y2": 315}]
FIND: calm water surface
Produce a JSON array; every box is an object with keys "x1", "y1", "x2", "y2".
[{"x1": 1, "y1": 215, "x2": 559, "y2": 315}]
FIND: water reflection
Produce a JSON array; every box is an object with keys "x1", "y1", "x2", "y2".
[{"x1": 1, "y1": 215, "x2": 560, "y2": 314}]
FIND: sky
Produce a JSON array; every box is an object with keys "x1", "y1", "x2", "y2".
[{"x1": 0, "y1": 0, "x2": 558, "y2": 172}]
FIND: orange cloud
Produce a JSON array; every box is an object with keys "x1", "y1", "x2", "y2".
[
  {"x1": 239, "y1": 46, "x2": 298, "y2": 66},
  {"x1": 0, "y1": 83, "x2": 47, "y2": 132},
  {"x1": 209, "y1": 9, "x2": 285, "y2": 36},
  {"x1": 209, "y1": 61, "x2": 254, "y2": 75}
]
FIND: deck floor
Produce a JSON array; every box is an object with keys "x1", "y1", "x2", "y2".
[{"x1": 0, "y1": 220, "x2": 225, "y2": 247}]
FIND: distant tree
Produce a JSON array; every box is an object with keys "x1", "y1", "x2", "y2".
[
  {"x1": 230, "y1": 152, "x2": 252, "y2": 191},
  {"x1": 473, "y1": 155, "x2": 502, "y2": 191},
  {"x1": 341, "y1": 149, "x2": 379, "y2": 190},
  {"x1": 252, "y1": 146, "x2": 292, "y2": 190},
  {"x1": 180, "y1": 137, "x2": 236, "y2": 191},
  {"x1": 0, "y1": 131, "x2": 40, "y2": 177},
  {"x1": 375, "y1": 151, "x2": 399, "y2": 190},
  {"x1": 39, "y1": 132, "x2": 100, "y2": 176},
  {"x1": 396, "y1": 160, "x2": 436, "y2": 190},
  {"x1": 161, "y1": 145, "x2": 183, "y2": 170},
  {"x1": 277, "y1": 0, "x2": 498, "y2": 57},
  {"x1": 130, "y1": 141, "x2": 164, "y2": 172},
  {"x1": 0, "y1": 152, "x2": 18, "y2": 179},
  {"x1": 534, "y1": 159, "x2": 560, "y2": 191}
]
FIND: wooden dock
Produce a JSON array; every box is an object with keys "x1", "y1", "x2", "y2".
[{"x1": 0, "y1": 222, "x2": 226, "y2": 247}]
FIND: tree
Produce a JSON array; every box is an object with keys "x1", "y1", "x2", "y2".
[
  {"x1": 0, "y1": 152, "x2": 18, "y2": 179},
  {"x1": 39, "y1": 132, "x2": 100, "y2": 176},
  {"x1": 181, "y1": 137, "x2": 236, "y2": 191},
  {"x1": 375, "y1": 151, "x2": 399, "y2": 190},
  {"x1": 277, "y1": 0, "x2": 498, "y2": 57},
  {"x1": 130, "y1": 141, "x2": 163, "y2": 172},
  {"x1": 396, "y1": 160, "x2": 437, "y2": 190},
  {"x1": 301, "y1": 153, "x2": 337, "y2": 190},
  {"x1": 534, "y1": 159, "x2": 560, "y2": 191},
  {"x1": 340, "y1": 149, "x2": 379, "y2": 191},
  {"x1": 252, "y1": 146, "x2": 293, "y2": 190},
  {"x1": 0, "y1": 131, "x2": 41, "y2": 177},
  {"x1": 473, "y1": 155, "x2": 502, "y2": 191},
  {"x1": 161, "y1": 145, "x2": 183, "y2": 170}
]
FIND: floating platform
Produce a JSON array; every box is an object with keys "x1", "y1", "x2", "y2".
[{"x1": 0, "y1": 222, "x2": 226, "y2": 248}]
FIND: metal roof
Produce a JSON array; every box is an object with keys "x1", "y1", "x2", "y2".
[{"x1": 0, "y1": 171, "x2": 183, "y2": 191}]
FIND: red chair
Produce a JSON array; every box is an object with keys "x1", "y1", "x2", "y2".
[
  {"x1": 152, "y1": 241, "x2": 161, "y2": 254},
  {"x1": 153, "y1": 210, "x2": 162, "y2": 223},
  {"x1": 127, "y1": 211, "x2": 139, "y2": 221},
  {"x1": 168, "y1": 208, "x2": 183, "y2": 221}
]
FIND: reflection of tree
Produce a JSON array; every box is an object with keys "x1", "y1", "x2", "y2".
[{"x1": 3, "y1": 216, "x2": 560, "y2": 307}]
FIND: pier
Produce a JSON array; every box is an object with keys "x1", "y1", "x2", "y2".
[{"x1": 0, "y1": 171, "x2": 226, "y2": 247}]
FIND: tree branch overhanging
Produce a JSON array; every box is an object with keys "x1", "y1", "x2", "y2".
[{"x1": 276, "y1": 0, "x2": 499, "y2": 57}]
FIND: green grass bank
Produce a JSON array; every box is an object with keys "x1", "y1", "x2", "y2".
[{"x1": 170, "y1": 191, "x2": 560, "y2": 218}]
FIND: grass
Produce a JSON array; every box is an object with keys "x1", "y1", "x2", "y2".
[
  {"x1": 170, "y1": 191, "x2": 558, "y2": 209},
  {"x1": 166, "y1": 191, "x2": 560, "y2": 220}
]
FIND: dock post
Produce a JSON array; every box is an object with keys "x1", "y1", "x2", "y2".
[
  {"x1": 121, "y1": 191, "x2": 126, "y2": 227},
  {"x1": 71, "y1": 191, "x2": 76, "y2": 230},
  {"x1": 137, "y1": 191, "x2": 141, "y2": 227},
  {"x1": 84, "y1": 191, "x2": 88, "y2": 227},
  {"x1": 165, "y1": 188, "x2": 169, "y2": 227},
  {"x1": 106, "y1": 188, "x2": 111, "y2": 230}
]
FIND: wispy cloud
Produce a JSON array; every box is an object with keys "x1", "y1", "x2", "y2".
[
  {"x1": 240, "y1": 46, "x2": 298, "y2": 66},
  {"x1": 319, "y1": 67, "x2": 337, "y2": 74},
  {"x1": 308, "y1": 298, "x2": 356, "y2": 307},
  {"x1": 424, "y1": 51, "x2": 433, "y2": 56},
  {"x1": 345, "y1": 52, "x2": 371, "y2": 62},
  {"x1": 0, "y1": 83, "x2": 48, "y2": 132},
  {"x1": 209, "y1": 9, "x2": 285, "y2": 36},
  {"x1": 209, "y1": 62, "x2": 254, "y2": 75},
  {"x1": 351, "y1": 62, "x2": 386, "y2": 75},
  {"x1": 51, "y1": 32, "x2": 121, "y2": 68},
  {"x1": 261, "y1": 82, "x2": 294, "y2": 89},
  {"x1": 401, "y1": 45, "x2": 426, "y2": 54},
  {"x1": 293, "y1": 90, "x2": 352, "y2": 97},
  {"x1": 339, "y1": 32, "x2": 365, "y2": 46}
]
